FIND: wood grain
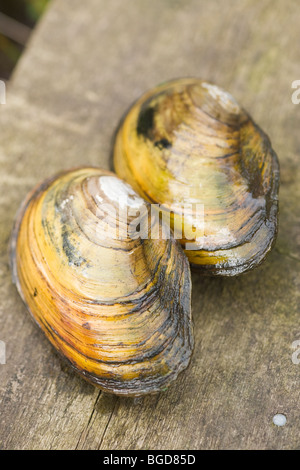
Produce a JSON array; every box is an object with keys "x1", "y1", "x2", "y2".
[{"x1": 0, "y1": 0, "x2": 299, "y2": 450}]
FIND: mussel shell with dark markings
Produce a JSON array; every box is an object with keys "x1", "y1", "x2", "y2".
[
  {"x1": 113, "y1": 78, "x2": 280, "y2": 276},
  {"x1": 10, "y1": 167, "x2": 193, "y2": 396}
]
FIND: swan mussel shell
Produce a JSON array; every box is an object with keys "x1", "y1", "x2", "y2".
[
  {"x1": 113, "y1": 78, "x2": 280, "y2": 276},
  {"x1": 10, "y1": 167, "x2": 193, "y2": 396}
]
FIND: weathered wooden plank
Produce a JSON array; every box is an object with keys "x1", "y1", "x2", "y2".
[{"x1": 0, "y1": 0, "x2": 299, "y2": 450}]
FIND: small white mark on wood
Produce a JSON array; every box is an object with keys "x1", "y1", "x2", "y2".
[{"x1": 273, "y1": 414, "x2": 287, "y2": 426}]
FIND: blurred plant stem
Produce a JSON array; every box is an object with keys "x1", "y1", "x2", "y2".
[{"x1": 0, "y1": 12, "x2": 31, "y2": 44}]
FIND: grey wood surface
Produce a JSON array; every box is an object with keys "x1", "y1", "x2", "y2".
[{"x1": 0, "y1": 0, "x2": 299, "y2": 450}]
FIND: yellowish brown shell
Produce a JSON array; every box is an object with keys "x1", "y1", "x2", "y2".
[
  {"x1": 10, "y1": 167, "x2": 193, "y2": 396},
  {"x1": 113, "y1": 78, "x2": 280, "y2": 275}
]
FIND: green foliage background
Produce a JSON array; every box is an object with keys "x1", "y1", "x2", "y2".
[
  {"x1": 0, "y1": 0, "x2": 50, "y2": 79},
  {"x1": 23, "y1": 0, "x2": 49, "y2": 22}
]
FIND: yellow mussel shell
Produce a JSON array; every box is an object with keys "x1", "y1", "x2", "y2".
[
  {"x1": 10, "y1": 167, "x2": 193, "y2": 396},
  {"x1": 113, "y1": 78, "x2": 280, "y2": 275}
]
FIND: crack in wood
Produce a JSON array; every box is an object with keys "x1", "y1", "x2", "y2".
[
  {"x1": 97, "y1": 398, "x2": 119, "y2": 450},
  {"x1": 75, "y1": 391, "x2": 102, "y2": 449}
]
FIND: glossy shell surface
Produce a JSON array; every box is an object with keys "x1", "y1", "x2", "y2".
[
  {"x1": 113, "y1": 78, "x2": 280, "y2": 275},
  {"x1": 10, "y1": 167, "x2": 193, "y2": 396}
]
